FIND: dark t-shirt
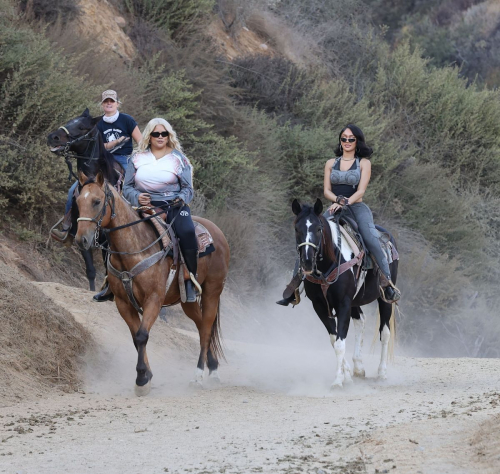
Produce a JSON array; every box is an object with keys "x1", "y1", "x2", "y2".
[{"x1": 97, "y1": 113, "x2": 137, "y2": 156}]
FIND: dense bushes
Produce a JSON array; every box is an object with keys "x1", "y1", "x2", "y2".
[
  {"x1": 3, "y1": 0, "x2": 500, "y2": 355},
  {"x1": 0, "y1": 4, "x2": 100, "y2": 219},
  {"x1": 120, "y1": 0, "x2": 214, "y2": 36},
  {"x1": 19, "y1": 0, "x2": 81, "y2": 23}
]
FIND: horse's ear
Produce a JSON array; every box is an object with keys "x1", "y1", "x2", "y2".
[
  {"x1": 78, "y1": 170, "x2": 88, "y2": 186},
  {"x1": 96, "y1": 171, "x2": 104, "y2": 187},
  {"x1": 314, "y1": 198, "x2": 323, "y2": 216},
  {"x1": 81, "y1": 108, "x2": 90, "y2": 117},
  {"x1": 292, "y1": 199, "x2": 302, "y2": 216}
]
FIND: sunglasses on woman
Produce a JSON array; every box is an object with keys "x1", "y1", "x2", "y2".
[
  {"x1": 151, "y1": 131, "x2": 169, "y2": 138},
  {"x1": 340, "y1": 137, "x2": 356, "y2": 143}
]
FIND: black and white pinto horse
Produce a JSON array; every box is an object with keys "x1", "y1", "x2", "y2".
[
  {"x1": 47, "y1": 108, "x2": 123, "y2": 290},
  {"x1": 292, "y1": 199, "x2": 398, "y2": 388}
]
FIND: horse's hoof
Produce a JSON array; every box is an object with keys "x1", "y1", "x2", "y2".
[
  {"x1": 330, "y1": 381, "x2": 343, "y2": 390},
  {"x1": 189, "y1": 380, "x2": 204, "y2": 390},
  {"x1": 206, "y1": 375, "x2": 221, "y2": 387},
  {"x1": 353, "y1": 369, "x2": 366, "y2": 378},
  {"x1": 377, "y1": 372, "x2": 388, "y2": 381},
  {"x1": 135, "y1": 380, "x2": 152, "y2": 397}
]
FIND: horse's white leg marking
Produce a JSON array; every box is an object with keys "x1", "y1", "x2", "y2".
[
  {"x1": 352, "y1": 315, "x2": 366, "y2": 378},
  {"x1": 209, "y1": 369, "x2": 220, "y2": 380},
  {"x1": 378, "y1": 324, "x2": 391, "y2": 380},
  {"x1": 195, "y1": 367, "x2": 204, "y2": 382},
  {"x1": 342, "y1": 358, "x2": 353, "y2": 384},
  {"x1": 330, "y1": 335, "x2": 346, "y2": 388},
  {"x1": 305, "y1": 219, "x2": 312, "y2": 258},
  {"x1": 189, "y1": 367, "x2": 204, "y2": 388}
]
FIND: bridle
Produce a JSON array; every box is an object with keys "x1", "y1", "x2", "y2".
[
  {"x1": 76, "y1": 181, "x2": 181, "y2": 256},
  {"x1": 77, "y1": 181, "x2": 116, "y2": 248},
  {"x1": 296, "y1": 210, "x2": 344, "y2": 285},
  {"x1": 296, "y1": 216, "x2": 324, "y2": 276},
  {"x1": 57, "y1": 123, "x2": 100, "y2": 180}
]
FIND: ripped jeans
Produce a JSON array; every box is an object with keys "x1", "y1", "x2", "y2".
[{"x1": 334, "y1": 202, "x2": 391, "y2": 279}]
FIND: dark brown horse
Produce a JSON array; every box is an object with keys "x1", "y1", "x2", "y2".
[
  {"x1": 47, "y1": 108, "x2": 123, "y2": 291},
  {"x1": 74, "y1": 172, "x2": 230, "y2": 395}
]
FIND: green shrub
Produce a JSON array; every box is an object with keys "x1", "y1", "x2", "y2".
[
  {"x1": 19, "y1": 0, "x2": 80, "y2": 23},
  {"x1": 0, "y1": 4, "x2": 101, "y2": 219},
  {"x1": 122, "y1": 0, "x2": 215, "y2": 35}
]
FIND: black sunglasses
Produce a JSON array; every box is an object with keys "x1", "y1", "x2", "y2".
[
  {"x1": 151, "y1": 131, "x2": 169, "y2": 138},
  {"x1": 340, "y1": 137, "x2": 356, "y2": 143}
]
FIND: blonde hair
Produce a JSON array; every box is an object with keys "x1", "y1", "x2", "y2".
[{"x1": 137, "y1": 118, "x2": 183, "y2": 153}]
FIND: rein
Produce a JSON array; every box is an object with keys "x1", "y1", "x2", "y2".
[
  {"x1": 76, "y1": 181, "x2": 184, "y2": 315},
  {"x1": 297, "y1": 207, "x2": 364, "y2": 312},
  {"x1": 76, "y1": 182, "x2": 181, "y2": 256},
  {"x1": 58, "y1": 125, "x2": 100, "y2": 181}
]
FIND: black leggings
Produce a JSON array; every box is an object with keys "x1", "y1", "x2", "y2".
[{"x1": 152, "y1": 201, "x2": 197, "y2": 254}]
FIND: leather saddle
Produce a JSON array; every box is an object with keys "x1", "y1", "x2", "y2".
[
  {"x1": 337, "y1": 216, "x2": 398, "y2": 271},
  {"x1": 139, "y1": 208, "x2": 215, "y2": 258}
]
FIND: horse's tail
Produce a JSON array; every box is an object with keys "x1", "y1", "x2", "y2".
[{"x1": 210, "y1": 299, "x2": 226, "y2": 362}]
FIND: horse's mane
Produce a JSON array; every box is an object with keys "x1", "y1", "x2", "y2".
[
  {"x1": 319, "y1": 214, "x2": 337, "y2": 264},
  {"x1": 96, "y1": 133, "x2": 119, "y2": 185}
]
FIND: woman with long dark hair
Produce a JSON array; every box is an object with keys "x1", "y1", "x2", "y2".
[{"x1": 277, "y1": 124, "x2": 401, "y2": 306}]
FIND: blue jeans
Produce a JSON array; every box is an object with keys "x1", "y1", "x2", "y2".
[
  {"x1": 325, "y1": 202, "x2": 391, "y2": 279},
  {"x1": 113, "y1": 154, "x2": 128, "y2": 171},
  {"x1": 64, "y1": 154, "x2": 128, "y2": 224},
  {"x1": 65, "y1": 181, "x2": 78, "y2": 216}
]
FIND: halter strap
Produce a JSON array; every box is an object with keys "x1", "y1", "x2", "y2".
[{"x1": 297, "y1": 241, "x2": 318, "y2": 250}]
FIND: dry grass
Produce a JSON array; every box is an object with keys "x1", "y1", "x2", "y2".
[{"x1": 0, "y1": 261, "x2": 92, "y2": 405}]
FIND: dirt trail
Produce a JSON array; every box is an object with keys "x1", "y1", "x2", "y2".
[{"x1": 1, "y1": 282, "x2": 499, "y2": 474}]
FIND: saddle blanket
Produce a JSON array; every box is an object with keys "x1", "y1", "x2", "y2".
[
  {"x1": 328, "y1": 220, "x2": 399, "y2": 271},
  {"x1": 141, "y1": 210, "x2": 215, "y2": 257}
]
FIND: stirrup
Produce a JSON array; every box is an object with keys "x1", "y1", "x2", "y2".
[{"x1": 379, "y1": 281, "x2": 401, "y2": 304}]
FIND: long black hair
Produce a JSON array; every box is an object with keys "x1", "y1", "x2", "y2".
[{"x1": 334, "y1": 124, "x2": 373, "y2": 158}]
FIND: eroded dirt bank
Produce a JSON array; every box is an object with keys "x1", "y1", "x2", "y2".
[{"x1": 1, "y1": 282, "x2": 499, "y2": 474}]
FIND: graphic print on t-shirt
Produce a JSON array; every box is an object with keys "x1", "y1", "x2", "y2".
[{"x1": 102, "y1": 128, "x2": 123, "y2": 144}]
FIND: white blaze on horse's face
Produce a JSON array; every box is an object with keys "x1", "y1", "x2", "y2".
[
  {"x1": 304, "y1": 219, "x2": 313, "y2": 258},
  {"x1": 84, "y1": 191, "x2": 90, "y2": 199}
]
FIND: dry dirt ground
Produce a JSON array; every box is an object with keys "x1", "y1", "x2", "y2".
[{"x1": 1, "y1": 282, "x2": 499, "y2": 474}]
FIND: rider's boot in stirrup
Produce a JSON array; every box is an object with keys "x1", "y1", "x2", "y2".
[
  {"x1": 183, "y1": 249, "x2": 200, "y2": 303},
  {"x1": 93, "y1": 276, "x2": 114, "y2": 303},
  {"x1": 51, "y1": 211, "x2": 73, "y2": 244},
  {"x1": 379, "y1": 273, "x2": 401, "y2": 304},
  {"x1": 276, "y1": 263, "x2": 302, "y2": 307}
]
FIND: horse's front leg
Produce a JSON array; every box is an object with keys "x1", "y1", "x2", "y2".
[
  {"x1": 80, "y1": 249, "x2": 96, "y2": 291},
  {"x1": 330, "y1": 296, "x2": 353, "y2": 389},
  {"x1": 351, "y1": 307, "x2": 365, "y2": 378},
  {"x1": 133, "y1": 295, "x2": 163, "y2": 396}
]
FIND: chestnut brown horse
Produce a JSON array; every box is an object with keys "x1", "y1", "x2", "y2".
[{"x1": 74, "y1": 172, "x2": 230, "y2": 396}]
